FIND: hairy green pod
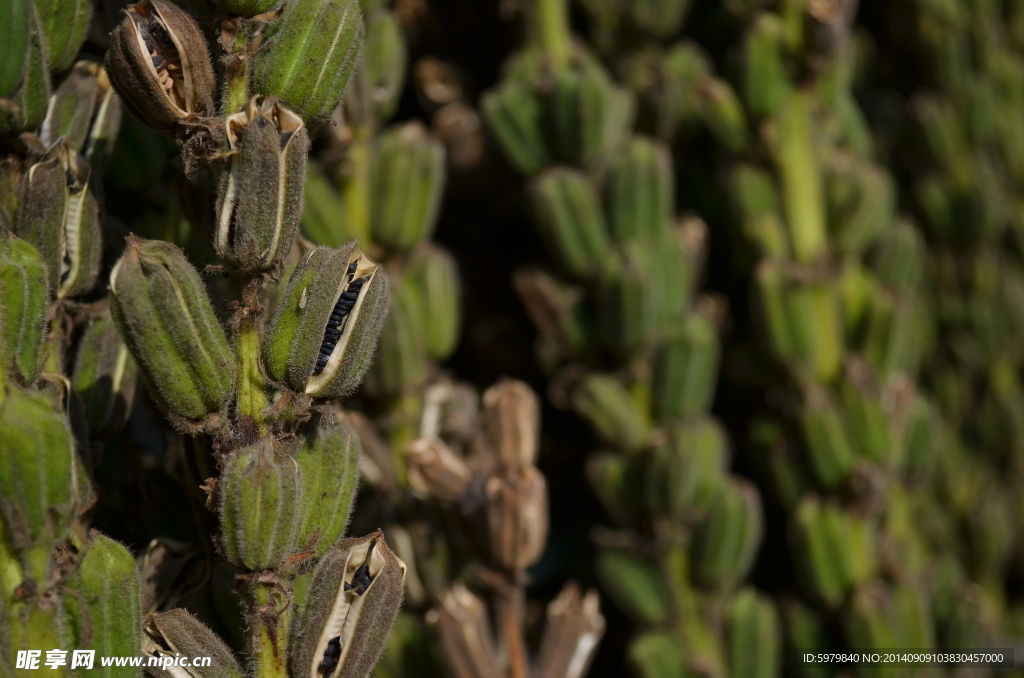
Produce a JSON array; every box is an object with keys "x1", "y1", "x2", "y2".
[
  {"x1": 290, "y1": 531, "x2": 407, "y2": 678},
  {"x1": 404, "y1": 244, "x2": 460, "y2": 361},
  {"x1": 791, "y1": 498, "x2": 875, "y2": 608},
  {"x1": 755, "y1": 260, "x2": 798, "y2": 360},
  {"x1": 597, "y1": 244, "x2": 660, "y2": 359},
  {"x1": 892, "y1": 581, "x2": 935, "y2": 650},
  {"x1": 481, "y1": 79, "x2": 550, "y2": 175},
  {"x1": 664, "y1": 41, "x2": 712, "y2": 126},
  {"x1": 105, "y1": 0, "x2": 215, "y2": 134},
  {"x1": 530, "y1": 168, "x2": 610, "y2": 280},
  {"x1": 799, "y1": 384, "x2": 855, "y2": 490},
  {"x1": 0, "y1": 0, "x2": 29, "y2": 98},
  {"x1": 218, "y1": 440, "x2": 301, "y2": 572},
  {"x1": 595, "y1": 550, "x2": 670, "y2": 625},
  {"x1": 364, "y1": 276, "x2": 429, "y2": 397},
  {"x1": 725, "y1": 588, "x2": 781, "y2": 678},
  {"x1": 109, "y1": 235, "x2": 235, "y2": 423},
  {"x1": 215, "y1": 96, "x2": 310, "y2": 272},
  {"x1": 0, "y1": 387, "x2": 80, "y2": 554},
  {"x1": 262, "y1": 243, "x2": 390, "y2": 399},
  {"x1": 72, "y1": 305, "x2": 139, "y2": 439},
  {"x1": 606, "y1": 136, "x2": 674, "y2": 244},
  {"x1": 844, "y1": 582, "x2": 898, "y2": 657},
  {"x1": 0, "y1": 233, "x2": 49, "y2": 385},
  {"x1": 302, "y1": 164, "x2": 353, "y2": 247},
  {"x1": 547, "y1": 61, "x2": 631, "y2": 171},
  {"x1": 730, "y1": 164, "x2": 787, "y2": 259},
  {"x1": 0, "y1": 4, "x2": 50, "y2": 135},
  {"x1": 645, "y1": 417, "x2": 728, "y2": 523},
  {"x1": 653, "y1": 314, "x2": 720, "y2": 421},
  {"x1": 34, "y1": 0, "x2": 90, "y2": 73},
  {"x1": 251, "y1": 0, "x2": 364, "y2": 120},
  {"x1": 698, "y1": 78, "x2": 749, "y2": 153},
  {"x1": 295, "y1": 419, "x2": 361, "y2": 557},
  {"x1": 838, "y1": 366, "x2": 891, "y2": 468},
  {"x1": 57, "y1": 149, "x2": 102, "y2": 299},
  {"x1": 779, "y1": 597, "x2": 830, "y2": 678},
  {"x1": 362, "y1": 9, "x2": 407, "y2": 121},
  {"x1": 143, "y1": 609, "x2": 244, "y2": 678},
  {"x1": 586, "y1": 452, "x2": 640, "y2": 526},
  {"x1": 690, "y1": 478, "x2": 763, "y2": 592},
  {"x1": 788, "y1": 275, "x2": 844, "y2": 382},
  {"x1": 39, "y1": 61, "x2": 99, "y2": 151},
  {"x1": 370, "y1": 122, "x2": 446, "y2": 252},
  {"x1": 572, "y1": 373, "x2": 650, "y2": 453},
  {"x1": 14, "y1": 141, "x2": 67, "y2": 290},
  {"x1": 65, "y1": 534, "x2": 142, "y2": 667}
]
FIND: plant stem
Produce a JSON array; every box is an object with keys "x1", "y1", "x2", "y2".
[
  {"x1": 496, "y1": 583, "x2": 530, "y2": 678},
  {"x1": 233, "y1": 276, "x2": 270, "y2": 438},
  {"x1": 252, "y1": 581, "x2": 291, "y2": 678},
  {"x1": 223, "y1": 22, "x2": 251, "y2": 116},
  {"x1": 535, "y1": 0, "x2": 572, "y2": 71}
]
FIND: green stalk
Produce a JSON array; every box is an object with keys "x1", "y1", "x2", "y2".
[
  {"x1": 252, "y1": 582, "x2": 291, "y2": 678},
  {"x1": 777, "y1": 88, "x2": 827, "y2": 264},
  {"x1": 536, "y1": 0, "x2": 572, "y2": 71},
  {"x1": 223, "y1": 27, "x2": 251, "y2": 116},
  {"x1": 232, "y1": 277, "x2": 270, "y2": 438}
]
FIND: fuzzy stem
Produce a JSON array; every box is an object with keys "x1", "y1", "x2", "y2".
[
  {"x1": 223, "y1": 25, "x2": 251, "y2": 117},
  {"x1": 535, "y1": 0, "x2": 572, "y2": 71},
  {"x1": 232, "y1": 277, "x2": 270, "y2": 438},
  {"x1": 496, "y1": 584, "x2": 530, "y2": 678},
  {"x1": 252, "y1": 581, "x2": 291, "y2": 678}
]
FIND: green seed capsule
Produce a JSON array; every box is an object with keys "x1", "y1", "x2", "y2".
[
  {"x1": 404, "y1": 244, "x2": 460, "y2": 361},
  {"x1": 0, "y1": 387, "x2": 82, "y2": 555},
  {"x1": 218, "y1": 439, "x2": 301, "y2": 572},
  {"x1": 34, "y1": 0, "x2": 90, "y2": 74},
  {"x1": 65, "y1": 534, "x2": 142, "y2": 663},
  {"x1": 251, "y1": 0, "x2": 364, "y2": 120},
  {"x1": 105, "y1": 0, "x2": 215, "y2": 134},
  {"x1": 799, "y1": 383, "x2": 855, "y2": 490},
  {"x1": 370, "y1": 122, "x2": 446, "y2": 253},
  {"x1": 742, "y1": 12, "x2": 789, "y2": 120},
  {"x1": 215, "y1": 96, "x2": 310, "y2": 272},
  {"x1": 597, "y1": 244, "x2": 660, "y2": 359},
  {"x1": 481, "y1": 79, "x2": 551, "y2": 176},
  {"x1": 361, "y1": 9, "x2": 407, "y2": 121},
  {"x1": 290, "y1": 531, "x2": 407, "y2": 678},
  {"x1": 690, "y1": 478, "x2": 763, "y2": 592},
  {"x1": 547, "y1": 61, "x2": 632, "y2": 172},
  {"x1": 0, "y1": 233, "x2": 49, "y2": 385},
  {"x1": 571, "y1": 373, "x2": 651, "y2": 453},
  {"x1": 605, "y1": 136, "x2": 674, "y2": 245},
  {"x1": 143, "y1": 609, "x2": 244, "y2": 678},
  {"x1": 724, "y1": 588, "x2": 782, "y2": 678},
  {"x1": 653, "y1": 314, "x2": 720, "y2": 421},
  {"x1": 530, "y1": 168, "x2": 610, "y2": 281},
  {"x1": 0, "y1": 4, "x2": 50, "y2": 135},
  {"x1": 109, "y1": 235, "x2": 235, "y2": 423},
  {"x1": 363, "y1": 275, "x2": 429, "y2": 397},
  {"x1": 0, "y1": 0, "x2": 30, "y2": 99},
  {"x1": 262, "y1": 242, "x2": 389, "y2": 399},
  {"x1": 39, "y1": 61, "x2": 100, "y2": 152},
  {"x1": 213, "y1": 0, "x2": 278, "y2": 16},
  {"x1": 294, "y1": 419, "x2": 361, "y2": 557},
  {"x1": 629, "y1": 0, "x2": 691, "y2": 39},
  {"x1": 71, "y1": 304, "x2": 139, "y2": 440},
  {"x1": 594, "y1": 549, "x2": 669, "y2": 625},
  {"x1": 14, "y1": 140, "x2": 67, "y2": 291},
  {"x1": 645, "y1": 417, "x2": 729, "y2": 523}
]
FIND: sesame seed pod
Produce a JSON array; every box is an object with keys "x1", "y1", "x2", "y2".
[
  {"x1": 213, "y1": 0, "x2": 278, "y2": 17},
  {"x1": 215, "y1": 96, "x2": 310, "y2": 272},
  {"x1": 644, "y1": 417, "x2": 729, "y2": 524},
  {"x1": 529, "y1": 168, "x2": 610, "y2": 281},
  {"x1": 104, "y1": 0, "x2": 215, "y2": 135},
  {"x1": 596, "y1": 244, "x2": 660, "y2": 360},
  {"x1": 594, "y1": 549, "x2": 670, "y2": 626},
  {"x1": 34, "y1": 0, "x2": 90, "y2": 74},
  {"x1": 294, "y1": 419, "x2": 362, "y2": 557},
  {"x1": 370, "y1": 122, "x2": 446, "y2": 253},
  {"x1": 426, "y1": 584, "x2": 502, "y2": 678},
  {"x1": 361, "y1": 9, "x2": 407, "y2": 122},
  {"x1": 571, "y1": 373, "x2": 651, "y2": 454},
  {"x1": 363, "y1": 275, "x2": 429, "y2": 397},
  {"x1": 0, "y1": 4, "x2": 50, "y2": 135},
  {"x1": 57, "y1": 148, "x2": 102, "y2": 299},
  {"x1": 798, "y1": 383, "x2": 855, "y2": 491},
  {"x1": 689, "y1": 479, "x2": 764, "y2": 593},
  {"x1": 14, "y1": 140, "x2": 67, "y2": 292},
  {"x1": 0, "y1": 0, "x2": 29, "y2": 99},
  {"x1": 290, "y1": 531, "x2": 406, "y2": 678},
  {"x1": 652, "y1": 314, "x2": 721, "y2": 422},
  {"x1": 534, "y1": 583, "x2": 606, "y2": 678},
  {"x1": 82, "y1": 67, "x2": 124, "y2": 179},
  {"x1": 480, "y1": 79, "x2": 551, "y2": 176},
  {"x1": 142, "y1": 609, "x2": 244, "y2": 678},
  {"x1": 0, "y1": 387, "x2": 81, "y2": 555},
  {"x1": 217, "y1": 439, "x2": 302, "y2": 572},
  {"x1": 547, "y1": 61, "x2": 633, "y2": 173},
  {"x1": 39, "y1": 61, "x2": 100, "y2": 152},
  {"x1": 64, "y1": 534, "x2": 142, "y2": 664},
  {"x1": 109, "y1": 236, "x2": 235, "y2": 423},
  {"x1": 262, "y1": 242, "x2": 389, "y2": 399},
  {"x1": 403, "y1": 244, "x2": 460, "y2": 361},
  {"x1": 251, "y1": 0, "x2": 365, "y2": 121},
  {"x1": 71, "y1": 303, "x2": 138, "y2": 440},
  {"x1": 0, "y1": 232, "x2": 49, "y2": 385},
  {"x1": 605, "y1": 136, "x2": 674, "y2": 245},
  {"x1": 723, "y1": 588, "x2": 782, "y2": 678}
]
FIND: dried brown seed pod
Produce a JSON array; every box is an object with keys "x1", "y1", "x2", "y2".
[{"x1": 104, "y1": 0, "x2": 215, "y2": 135}]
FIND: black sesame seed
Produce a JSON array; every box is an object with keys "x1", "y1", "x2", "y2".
[{"x1": 346, "y1": 262, "x2": 357, "y2": 275}]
